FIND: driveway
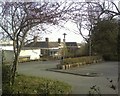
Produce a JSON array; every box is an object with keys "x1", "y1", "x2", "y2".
[{"x1": 17, "y1": 60, "x2": 118, "y2": 94}]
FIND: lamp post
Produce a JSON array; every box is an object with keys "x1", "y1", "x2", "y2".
[
  {"x1": 89, "y1": 31, "x2": 92, "y2": 56},
  {"x1": 63, "y1": 33, "x2": 67, "y2": 43},
  {"x1": 60, "y1": 33, "x2": 67, "y2": 64},
  {"x1": 63, "y1": 33, "x2": 67, "y2": 58}
]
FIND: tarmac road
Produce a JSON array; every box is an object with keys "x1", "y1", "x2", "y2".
[{"x1": 17, "y1": 60, "x2": 118, "y2": 94}]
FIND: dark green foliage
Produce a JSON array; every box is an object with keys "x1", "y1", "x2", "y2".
[
  {"x1": 2, "y1": 65, "x2": 13, "y2": 94},
  {"x1": 2, "y1": 65, "x2": 11, "y2": 85},
  {"x1": 118, "y1": 20, "x2": 120, "y2": 61},
  {"x1": 91, "y1": 19, "x2": 118, "y2": 61}
]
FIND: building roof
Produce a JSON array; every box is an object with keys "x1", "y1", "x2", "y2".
[
  {"x1": 25, "y1": 41, "x2": 60, "y2": 48},
  {"x1": 48, "y1": 42, "x2": 60, "y2": 48},
  {"x1": 25, "y1": 40, "x2": 78, "y2": 49},
  {"x1": 25, "y1": 42, "x2": 48, "y2": 48},
  {"x1": 65, "y1": 42, "x2": 78, "y2": 46}
]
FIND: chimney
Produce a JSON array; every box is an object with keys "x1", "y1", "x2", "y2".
[
  {"x1": 34, "y1": 36, "x2": 38, "y2": 43},
  {"x1": 45, "y1": 38, "x2": 49, "y2": 43},
  {"x1": 58, "y1": 38, "x2": 61, "y2": 43}
]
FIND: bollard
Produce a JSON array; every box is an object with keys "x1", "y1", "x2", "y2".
[
  {"x1": 68, "y1": 64, "x2": 71, "y2": 69},
  {"x1": 62, "y1": 65, "x2": 65, "y2": 69}
]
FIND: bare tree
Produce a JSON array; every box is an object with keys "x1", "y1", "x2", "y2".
[
  {"x1": 69, "y1": 1, "x2": 102, "y2": 56},
  {"x1": 70, "y1": 0, "x2": 119, "y2": 56},
  {"x1": 0, "y1": 2, "x2": 74, "y2": 85},
  {"x1": 98, "y1": 1, "x2": 120, "y2": 19}
]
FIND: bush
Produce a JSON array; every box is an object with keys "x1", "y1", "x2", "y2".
[
  {"x1": 2, "y1": 65, "x2": 13, "y2": 94},
  {"x1": 103, "y1": 54, "x2": 119, "y2": 61},
  {"x1": 2, "y1": 74, "x2": 72, "y2": 95},
  {"x1": 2, "y1": 65, "x2": 11, "y2": 85},
  {"x1": 62, "y1": 56, "x2": 103, "y2": 65}
]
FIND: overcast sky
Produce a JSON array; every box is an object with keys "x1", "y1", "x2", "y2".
[
  {"x1": 0, "y1": 0, "x2": 119, "y2": 43},
  {"x1": 41, "y1": 21, "x2": 88, "y2": 43},
  {"x1": 41, "y1": 0, "x2": 119, "y2": 43}
]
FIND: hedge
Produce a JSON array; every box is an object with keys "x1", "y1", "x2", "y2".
[
  {"x1": 57, "y1": 56, "x2": 103, "y2": 69},
  {"x1": 63, "y1": 56, "x2": 102, "y2": 64}
]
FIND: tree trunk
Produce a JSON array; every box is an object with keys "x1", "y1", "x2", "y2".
[{"x1": 11, "y1": 54, "x2": 19, "y2": 85}]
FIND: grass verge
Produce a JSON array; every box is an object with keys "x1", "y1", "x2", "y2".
[{"x1": 3, "y1": 74, "x2": 72, "y2": 95}]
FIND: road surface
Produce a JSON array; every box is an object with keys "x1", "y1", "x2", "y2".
[{"x1": 17, "y1": 60, "x2": 118, "y2": 94}]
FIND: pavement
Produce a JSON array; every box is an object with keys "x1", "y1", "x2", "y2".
[
  {"x1": 46, "y1": 61, "x2": 118, "y2": 77},
  {"x1": 47, "y1": 64, "x2": 103, "y2": 77}
]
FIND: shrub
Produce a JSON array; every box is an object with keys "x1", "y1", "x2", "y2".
[
  {"x1": 37, "y1": 80, "x2": 71, "y2": 95},
  {"x1": 2, "y1": 65, "x2": 13, "y2": 94},
  {"x1": 62, "y1": 56, "x2": 103, "y2": 65},
  {"x1": 103, "y1": 54, "x2": 119, "y2": 61},
  {"x1": 2, "y1": 74, "x2": 72, "y2": 95},
  {"x1": 2, "y1": 65, "x2": 11, "y2": 85}
]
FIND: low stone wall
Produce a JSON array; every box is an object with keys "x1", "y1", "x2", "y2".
[{"x1": 57, "y1": 57, "x2": 103, "y2": 70}]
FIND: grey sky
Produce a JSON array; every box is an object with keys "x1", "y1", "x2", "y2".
[
  {"x1": 0, "y1": 0, "x2": 119, "y2": 43},
  {"x1": 41, "y1": 0, "x2": 119, "y2": 43}
]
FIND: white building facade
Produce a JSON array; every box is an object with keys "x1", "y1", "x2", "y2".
[
  {"x1": 0, "y1": 40, "x2": 41, "y2": 63},
  {"x1": 20, "y1": 48, "x2": 41, "y2": 60}
]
